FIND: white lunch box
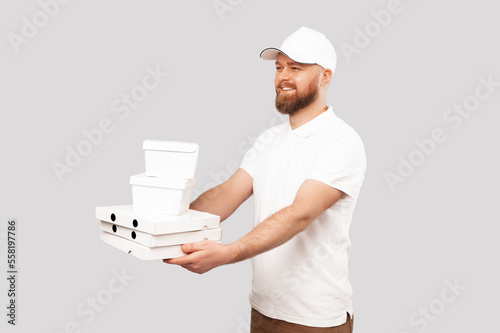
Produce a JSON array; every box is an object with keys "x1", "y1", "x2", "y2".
[
  {"x1": 130, "y1": 173, "x2": 195, "y2": 215},
  {"x1": 143, "y1": 140, "x2": 199, "y2": 179}
]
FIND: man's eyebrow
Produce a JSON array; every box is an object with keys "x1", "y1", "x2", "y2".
[{"x1": 275, "y1": 60, "x2": 303, "y2": 66}]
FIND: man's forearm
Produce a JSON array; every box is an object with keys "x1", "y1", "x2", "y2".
[
  {"x1": 164, "y1": 208, "x2": 311, "y2": 274},
  {"x1": 189, "y1": 168, "x2": 253, "y2": 222},
  {"x1": 189, "y1": 184, "x2": 228, "y2": 218},
  {"x1": 228, "y1": 205, "x2": 312, "y2": 264},
  {"x1": 225, "y1": 179, "x2": 343, "y2": 264}
]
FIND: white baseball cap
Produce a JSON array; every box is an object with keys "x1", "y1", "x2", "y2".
[{"x1": 260, "y1": 26, "x2": 337, "y2": 72}]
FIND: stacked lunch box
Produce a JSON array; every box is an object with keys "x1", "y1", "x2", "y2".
[{"x1": 96, "y1": 140, "x2": 221, "y2": 260}]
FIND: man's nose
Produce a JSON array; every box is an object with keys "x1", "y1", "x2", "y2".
[{"x1": 277, "y1": 68, "x2": 290, "y2": 81}]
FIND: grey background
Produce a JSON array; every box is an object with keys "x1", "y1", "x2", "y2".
[{"x1": 1, "y1": 0, "x2": 498, "y2": 332}]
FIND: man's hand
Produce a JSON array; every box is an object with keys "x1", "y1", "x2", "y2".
[
  {"x1": 164, "y1": 168, "x2": 250, "y2": 274},
  {"x1": 163, "y1": 240, "x2": 237, "y2": 274}
]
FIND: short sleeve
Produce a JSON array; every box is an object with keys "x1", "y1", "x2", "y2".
[
  {"x1": 240, "y1": 142, "x2": 258, "y2": 178},
  {"x1": 307, "y1": 132, "x2": 366, "y2": 200}
]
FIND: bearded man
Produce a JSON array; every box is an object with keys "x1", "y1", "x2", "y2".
[{"x1": 165, "y1": 27, "x2": 366, "y2": 333}]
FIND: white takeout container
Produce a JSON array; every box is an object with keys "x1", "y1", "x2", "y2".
[
  {"x1": 100, "y1": 231, "x2": 186, "y2": 260},
  {"x1": 95, "y1": 205, "x2": 220, "y2": 234},
  {"x1": 100, "y1": 221, "x2": 222, "y2": 247},
  {"x1": 143, "y1": 140, "x2": 199, "y2": 179},
  {"x1": 130, "y1": 173, "x2": 195, "y2": 215}
]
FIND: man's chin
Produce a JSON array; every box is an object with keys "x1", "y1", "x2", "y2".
[
  {"x1": 277, "y1": 109, "x2": 297, "y2": 116},
  {"x1": 275, "y1": 100, "x2": 299, "y2": 115}
]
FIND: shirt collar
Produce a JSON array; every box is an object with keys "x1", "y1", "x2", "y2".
[{"x1": 286, "y1": 106, "x2": 337, "y2": 138}]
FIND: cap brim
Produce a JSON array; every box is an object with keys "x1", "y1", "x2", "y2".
[
  {"x1": 260, "y1": 47, "x2": 316, "y2": 65},
  {"x1": 260, "y1": 47, "x2": 282, "y2": 60}
]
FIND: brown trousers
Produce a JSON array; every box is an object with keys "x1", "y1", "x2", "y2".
[{"x1": 250, "y1": 308, "x2": 353, "y2": 333}]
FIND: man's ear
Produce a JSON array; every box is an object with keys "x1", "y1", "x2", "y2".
[{"x1": 320, "y1": 68, "x2": 333, "y2": 87}]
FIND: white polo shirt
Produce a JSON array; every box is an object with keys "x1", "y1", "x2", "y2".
[{"x1": 240, "y1": 107, "x2": 366, "y2": 327}]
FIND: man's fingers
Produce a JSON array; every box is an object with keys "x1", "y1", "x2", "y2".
[
  {"x1": 163, "y1": 257, "x2": 185, "y2": 265},
  {"x1": 164, "y1": 253, "x2": 194, "y2": 265},
  {"x1": 181, "y1": 240, "x2": 206, "y2": 254},
  {"x1": 163, "y1": 255, "x2": 205, "y2": 273},
  {"x1": 163, "y1": 246, "x2": 204, "y2": 265},
  {"x1": 163, "y1": 240, "x2": 208, "y2": 264},
  {"x1": 163, "y1": 240, "x2": 225, "y2": 274}
]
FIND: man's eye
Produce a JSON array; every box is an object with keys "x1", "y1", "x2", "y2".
[{"x1": 292, "y1": 67, "x2": 301, "y2": 70}]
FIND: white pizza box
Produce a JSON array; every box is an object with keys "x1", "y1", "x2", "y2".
[
  {"x1": 100, "y1": 221, "x2": 222, "y2": 247},
  {"x1": 143, "y1": 140, "x2": 199, "y2": 179},
  {"x1": 96, "y1": 205, "x2": 220, "y2": 234},
  {"x1": 100, "y1": 231, "x2": 186, "y2": 260},
  {"x1": 130, "y1": 173, "x2": 195, "y2": 215}
]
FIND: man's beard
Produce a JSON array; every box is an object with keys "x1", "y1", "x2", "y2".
[{"x1": 275, "y1": 78, "x2": 320, "y2": 115}]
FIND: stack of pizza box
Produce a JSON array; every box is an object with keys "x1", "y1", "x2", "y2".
[{"x1": 96, "y1": 140, "x2": 221, "y2": 260}]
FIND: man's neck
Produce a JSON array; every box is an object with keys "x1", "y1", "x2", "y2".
[{"x1": 289, "y1": 101, "x2": 329, "y2": 130}]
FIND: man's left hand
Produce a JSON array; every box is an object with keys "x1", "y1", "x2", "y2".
[{"x1": 163, "y1": 240, "x2": 234, "y2": 274}]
